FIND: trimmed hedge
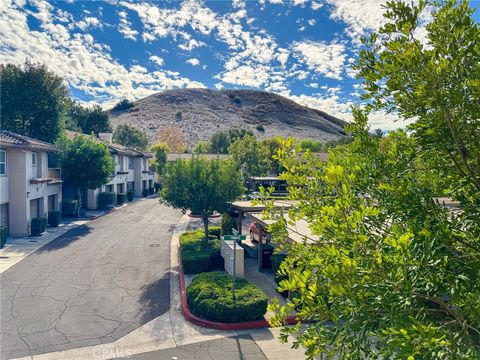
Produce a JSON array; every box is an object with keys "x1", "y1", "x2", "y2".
[
  {"x1": 221, "y1": 213, "x2": 237, "y2": 236},
  {"x1": 62, "y1": 199, "x2": 78, "y2": 217},
  {"x1": 208, "y1": 226, "x2": 221, "y2": 238},
  {"x1": 31, "y1": 217, "x2": 47, "y2": 236},
  {"x1": 142, "y1": 188, "x2": 149, "y2": 197},
  {"x1": 48, "y1": 211, "x2": 61, "y2": 227},
  {"x1": 127, "y1": 190, "x2": 135, "y2": 202},
  {"x1": 187, "y1": 272, "x2": 268, "y2": 323},
  {"x1": 180, "y1": 229, "x2": 223, "y2": 274},
  {"x1": 99, "y1": 192, "x2": 116, "y2": 209},
  {"x1": 0, "y1": 225, "x2": 8, "y2": 248},
  {"x1": 117, "y1": 192, "x2": 126, "y2": 205}
]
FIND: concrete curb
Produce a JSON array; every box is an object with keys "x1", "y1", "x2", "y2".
[{"x1": 176, "y1": 227, "x2": 300, "y2": 330}]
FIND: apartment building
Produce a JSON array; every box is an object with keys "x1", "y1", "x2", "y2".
[{"x1": 0, "y1": 131, "x2": 62, "y2": 236}]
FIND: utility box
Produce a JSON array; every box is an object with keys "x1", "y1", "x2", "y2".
[{"x1": 221, "y1": 239, "x2": 244, "y2": 277}]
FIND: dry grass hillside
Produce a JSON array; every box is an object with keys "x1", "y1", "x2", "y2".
[{"x1": 108, "y1": 88, "x2": 347, "y2": 148}]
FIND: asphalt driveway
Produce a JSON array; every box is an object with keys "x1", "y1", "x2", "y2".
[{"x1": 0, "y1": 198, "x2": 181, "y2": 359}]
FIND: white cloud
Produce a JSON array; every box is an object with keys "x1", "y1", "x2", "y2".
[
  {"x1": 0, "y1": 0, "x2": 204, "y2": 104},
  {"x1": 311, "y1": 2, "x2": 323, "y2": 10},
  {"x1": 77, "y1": 16, "x2": 102, "y2": 31},
  {"x1": 307, "y1": 18, "x2": 316, "y2": 26},
  {"x1": 149, "y1": 55, "x2": 164, "y2": 66},
  {"x1": 291, "y1": 40, "x2": 346, "y2": 80},
  {"x1": 186, "y1": 58, "x2": 200, "y2": 66},
  {"x1": 118, "y1": 11, "x2": 138, "y2": 40},
  {"x1": 178, "y1": 38, "x2": 206, "y2": 51}
]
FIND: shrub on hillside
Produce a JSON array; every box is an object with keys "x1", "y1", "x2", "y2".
[
  {"x1": 47, "y1": 211, "x2": 61, "y2": 227},
  {"x1": 127, "y1": 190, "x2": 135, "y2": 202},
  {"x1": 31, "y1": 217, "x2": 47, "y2": 236},
  {"x1": 186, "y1": 272, "x2": 268, "y2": 323},
  {"x1": 62, "y1": 199, "x2": 78, "y2": 217},
  {"x1": 99, "y1": 192, "x2": 116, "y2": 210},
  {"x1": 256, "y1": 124, "x2": 265, "y2": 132},
  {"x1": 112, "y1": 99, "x2": 134, "y2": 112},
  {"x1": 180, "y1": 229, "x2": 223, "y2": 274}
]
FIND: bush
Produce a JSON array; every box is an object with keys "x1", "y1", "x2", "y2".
[
  {"x1": 99, "y1": 192, "x2": 116, "y2": 210},
  {"x1": 31, "y1": 217, "x2": 47, "y2": 236},
  {"x1": 116, "y1": 192, "x2": 126, "y2": 205},
  {"x1": 112, "y1": 99, "x2": 134, "y2": 112},
  {"x1": 149, "y1": 187, "x2": 154, "y2": 195},
  {"x1": 127, "y1": 190, "x2": 135, "y2": 202},
  {"x1": 272, "y1": 253, "x2": 288, "y2": 297},
  {"x1": 142, "y1": 188, "x2": 149, "y2": 197},
  {"x1": 187, "y1": 272, "x2": 268, "y2": 323},
  {"x1": 62, "y1": 199, "x2": 78, "y2": 217},
  {"x1": 47, "y1": 211, "x2": 61, "y2": 227},
  {"x1": 256, "y1": 124, "x2": 265, "y2": 132},
  {"x1": 221, "y1": 213, "x2": 237, "y2": 235},
  {"x1": 180, "y1": 230, "x2": 223, "y2": 274},
  {"x1": 0, "y1": 225, "x2": 8, "y2": 248},
  {"x1": 154, "y1": 182, "x2": 161, "y2": 192},
  {"x1": 208, "y1": 226, "x2": 221, "y2": 238}
]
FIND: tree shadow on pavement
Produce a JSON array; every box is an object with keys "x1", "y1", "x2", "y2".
[
  {"x1": 36, "y1": 225, "x2": 92, "y2": 252},
  {"x1": 138, "y1": 271, "x2": 171, "y2": 323}
]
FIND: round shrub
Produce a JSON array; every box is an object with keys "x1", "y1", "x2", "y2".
[
  {"x1": 127, "y1": 190, "x2": 135, "y2": 202},
  {"x1": 186, "y1": 272, "x2": 268, "y2": 323}
]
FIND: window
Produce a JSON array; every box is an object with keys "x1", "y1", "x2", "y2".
[
  {"x1": 0, "y1": 150, "x2": 6, "y2": 175},
  {"x1": 32, "y1": 152, "x2": 37, "y2": 166},
  {"x1": 128, "y1": 157, "x2": 134, "y2": 170}
]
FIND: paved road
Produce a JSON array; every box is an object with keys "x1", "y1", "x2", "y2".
[
  {"x1": 118, "y1": 335, "x2": 268, "y2": 360},
  {"x1": 0, "y1": 198, "x2": 181, "y2": 359}
]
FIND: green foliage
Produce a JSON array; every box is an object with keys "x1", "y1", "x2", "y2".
[
  {"x1": 179, "y1": 230, "x2": 223, "y2": 274},
  {"x1": 0, "y1": 61, "x2": 69, "y2": 143},
  {"x1": 113, "y1": 124, "x2": 148, "y2": 150},
  {"x1": 221, "y1": 213, "x2": 237, "y2": 235},
  {"x1": 193, "y1": 141, "x2": 211, "y2": 154},
  {"x1": 297, "y1": 138, "x2": 323, "y2": 152},
  {"x1": 209, "y1": 129, "x2": 253, "y2": 154},
  {"x1": 256, "y1": 124, "x2": 265, "y2": 132},
  {"x1": 98, "y1": 192, "x2": 116, "y2": 209},
  {"x1": 116, "y1": 193, "x2": 126, "y2": 205},
  {"x1": 61, "y1": 200, "x2": 78, "y2": 217},
  {"x1": 161, "y1": 156, "x2": 244, "y2": 242},
  {"x1": 31, "y1": 217, "x2": 47, "y2": 236},
  {"x1": 228, "y1": 134, "x2": 272, "y2": 178},
  {"x1": 56, "y1": 134, "x2": 114, "y2": 193},
  {"x1": 126, "y1": 190, "x2": 135, "y2": 202},
  {"x1": 67, "y1": 101, "x2": 111, "y2": 134},
  {"x1": 112, "y1": 99, "x2": 134, "y2": 112},
  {"x1": 47, "y1": 211, "x2": 61, "y2": 227},
  {"x1": 208, "y1": 226, "x2": 221, "y2": 238},
  {"x1": 0, "y1": 225, "x2": 8, "y2": 248},
  {"x1": 186, "y1": 272, "x2": 268, "y2": 323},
  {"x1": 263, "y1": 110, "x2": 480, "y2": 359},
  {"x1": 150, "y1": 142, "x2": 169, "y2": 175},
  {"x1": 356, "y1": 0, "x2": 480, "y2": 198}
]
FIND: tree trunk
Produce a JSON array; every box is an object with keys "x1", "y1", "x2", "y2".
[
  {"x1": 202, "y1": 214, "x2": 209, "y2": 247},
  {"x1": 76, "y1": 187, "x2": 82, "y2": 218}
]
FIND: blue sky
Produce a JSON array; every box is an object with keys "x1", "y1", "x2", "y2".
[{"x1": 1, "y1": 0, "x2": 479, "y2": 130}]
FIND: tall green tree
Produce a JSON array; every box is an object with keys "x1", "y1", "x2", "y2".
[
  {"x1": 56, "y1": 134, "x2": 114, "y2": 205},
  {"x1": 67, "y1": 101, "x2": 111, "y2": 134},
  {"x1": 356, "y1": 0, "x2": 480, "y2": 197},
  {"x1": 0, "y1": 61, "x2": 69, "y2": 143},
  {"x1": 263, "y1": 1, "x2": 480, "y2": 358},
  {"x1": 113, "y1": 124, "x2": 148, "y2": 150},
  {"x1": 150, "y1": 142, "x2": 170, "y2": 175},
  {"x1": 161, "y1": 157, "x2": 244, "y2": 244},
  {"x1": 228, "y1": 134, "x2": 272, "y2": 179}
]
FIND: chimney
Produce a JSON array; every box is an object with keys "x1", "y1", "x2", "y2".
[{"x1": 98, "y1": 132, "x2": 113, "y2": 143}]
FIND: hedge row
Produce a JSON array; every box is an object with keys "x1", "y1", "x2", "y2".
[
  {"x1": 62, "y1": 199, "x2": 78, "y2": 217},
  {"x1": 186, "y1": 272, "x2": 268, "y2": 323},
  {"x1": 99, "y1": 192, "x2": 116, "y2": 210},
  {"x1": 48, "y1": 211, "x2": 61, "y2": 227},
  {"x1": 127, "y1": 190, "x2": 135, "y2": 202},
  {"x1": 180, "y1": 227, "x2": 223, "y2": 274},
  {"x1": 117, "y1": 192, "x2": 126, "y2": 205}
]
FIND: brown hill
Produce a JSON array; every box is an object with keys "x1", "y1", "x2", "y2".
[{"x1": 108, "y1": 88, "x2": 347, "y2": 148}]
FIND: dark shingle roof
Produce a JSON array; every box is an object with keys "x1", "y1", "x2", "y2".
[{"x1": 0, "y1": 130, "x2": 57, "y2": 151}]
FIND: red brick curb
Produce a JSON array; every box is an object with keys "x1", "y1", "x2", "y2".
[{"x1": 177, "y1": 246, "x2": 299, "y2": 330}]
